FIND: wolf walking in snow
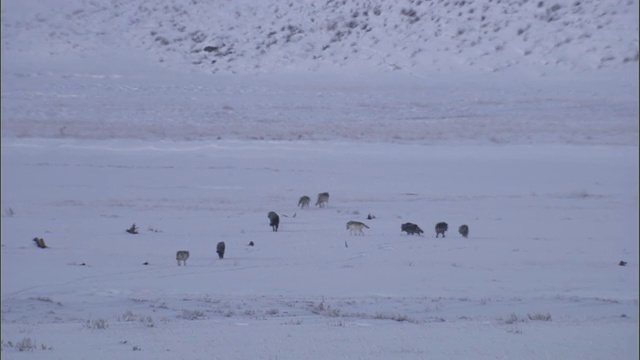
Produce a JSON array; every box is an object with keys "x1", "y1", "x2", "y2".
[
  {"x1": 346, "y1": 220, "x2": 369, "y2": 235},
  {"x1": 176, "y1": 250, "x2": 190, "y2": 266},
  {"x1": 458, "y1": 224, "x2": 469, "y2": 238},
  {"x1": 268, "y1": 211, "x2": 280, "y2": 231},
  {"x1": 33, "y1": 237, "x2": 48, "y2": 249},
  {"x1": 401, "y1": 222, "x2": 424, "y2": 235},
  {"x1": 435, "y1": 222, "x2": 448, "y2": 238},
  {"x1": 298, "y1": 195, "x2": 311, "y2": 208},
  {"x1": 316, "y1": 192, "x2": 330, "y2": 208}
]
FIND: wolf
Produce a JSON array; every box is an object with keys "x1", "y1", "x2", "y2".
[
  {"x1": 176, "y1": 250, "x2": 190, "y2": 266},
  {"x1": 346, "y1": 220, "x2": 369, "y2": 235},
  {"x1": 33, "y1": 237, "x2": 47, "y2": 249},
  {"x1": 316, "y1": 192, "x2": 330, "y2": 208},
  {"x1": 401, "y1": 223, "x2": 424, "y2": 235},
  {"x1": 268, "y1": 211, "x2": 280, "y2": 231},
  {"x1": 216, "y1": 241, "x2": 226, "y2": 259},
  {"x1": 298, "y1": 195, "x2": 311, "y2": 208},
  {"x1": 435, "y1": 222, "x2": 448, "y2": 238},
  {"x1": 458, "y1": 224, "x2": 469, "y2": 238}
]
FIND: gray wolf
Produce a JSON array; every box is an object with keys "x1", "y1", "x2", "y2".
[
  {"x1": 316, "y1": 192, "x2": 330, "y2": 207},
  {"x1": 268, "y1": 211, "x2": 280, "y2": 231},
  {"x1": 458, "y1": 224, "x2": 469, "y2": 238},
  {"x1": 298, "y1": 195, "x2": 311, "y2": 208},
  {"x1": 216, "y1": 242, "x2": 226, "y2": 259},
  {"x1": 401, "y1": 223, "x2": 423, "y2": 235},
  {"x1": 33, "y1": 237, "x2": 47, "y2": 248},
  {"x1": 346, "y1": 220, "x2": 369, "y2": 235},
  {"x1": 435, "y1": 222, "x2": 448, "y2": 238},
  {"x1": 176, "y1": 250, "x2": 190, "y2": 266}
]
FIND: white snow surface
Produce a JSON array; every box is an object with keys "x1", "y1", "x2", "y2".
[{"x1": 1, "y1": 0, "x2": 639, "y2": 359}]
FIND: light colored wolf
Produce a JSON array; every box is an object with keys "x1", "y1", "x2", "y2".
[
  {"x1": 346, "y1": 220, "x2": 369, "y2": 235},
  {"x1": 316, "y1": 192, "x2": 330, "y2": 207},
  {"x1": 458, "y1": 224, "x2": 469, "y2": 238},
  {"x1": 176, "y1": 250, "x2": 190, "y2": 266},
  {"x1": 298, "y1": 195, "x2": 310, "y2": 208}
]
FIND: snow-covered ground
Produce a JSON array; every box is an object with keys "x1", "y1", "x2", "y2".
[{"x1": 1, "y1": 0, "x2": 638, "y2": 359}]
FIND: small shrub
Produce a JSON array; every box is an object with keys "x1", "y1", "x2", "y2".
[
  {"x1": 155, "y1": 36, "x2": 170, "y2": 46},
  {"x1": 401, "y1": 8, "x2": 417, "y2": 17},
  {"x1": 527, "y1": 312, "x2": 552, "y2": 321},
  {"x1": 85, "y1": 318, "x2": 109, "y2": 329},
  {"x1": 311, "y1": 301, "x2": 325, "y2": 314},
  {"x1": 503, "y1": 313, "x2": 523, "y2": 324},
  {"x1": 140, "y1": 316, "x2": 155, "y2": 328},
  {"x1": 15, "y1": 337, "x2": 36, "y2": 352},
  {"x1": 36, "y1": 296, "x2": 53, "y2": 302},
  {"x1": 373, "y1": 313, "x2": 414, "y2": 323},
  {"x1": 120, "y1": 310, "x2": 136, "y2": 322},
  {"x1": 179, "y1": 309, "x2": 205, "y2": 320},
  {"x1": 266, "y1": 309, "x2": 279, "y2": 316}
]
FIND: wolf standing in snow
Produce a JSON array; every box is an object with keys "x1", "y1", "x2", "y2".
[
  {"x1": 298, "y1": 195, "x2": 311, "y2": 208},
  {"x1": 316, "y1": 192, "x2": 330, "y2": 208},
  {"x1": 176, "y1": 250, "x2": 190, "y2": 266},
  {"x1": 401, "y1": 222, "x2": 424, "y2": 235},
  {"x1": 268, "y1": 211, "x2": 280, "y2": 232},
  {"x1": 346, "y1": 220, "x2": 369, "y2": 235},
  {"x1": 458, "y1": 224, "x2": 469, "y2": 238},
  {"x1": 435, "y1": 222, "x2": 448, "y2": 238},
  {"x1": 216, "y1": 241, "x2": 226, "y2": 259}
]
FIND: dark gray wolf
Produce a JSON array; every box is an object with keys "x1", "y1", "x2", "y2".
[
  {"x1": 401, "y1": 223, "x2": 424, "y2": 235},
  {"x1": 435, "y1": 222, "x2": 448, "y2": 238},
  {"x1": 458, "y1": 224, "x2": 469, "y2": 238},
  {"x1": 176, "y1": 250, "x2": 190, "y2": 266},
  {"x1": 268, "y1": 211, "x2": 280, "y2": 231},
  {"x1": 216, "y1": 241, "x2": 226, "y2": 259},
  {"x1": 298, "y1": 195, "x2": 311, "y2": 208},
  {"x1": 316, "y1": 192, "x2": 330, "y2": 207}
]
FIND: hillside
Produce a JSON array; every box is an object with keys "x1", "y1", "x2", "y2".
[{"x1": 2, "y1": 0, "x2": 638, "y2": 75}]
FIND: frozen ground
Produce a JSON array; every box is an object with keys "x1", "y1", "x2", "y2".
[
  {"x1": 1, "y1": 0, "x2": 639, "y2": 359},
  {"x1": 1, "y1": 139, "x2": 638, "y2": 359}
]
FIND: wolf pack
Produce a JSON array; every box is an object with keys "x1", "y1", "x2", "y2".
[
  {"x1": 106, "y1": 191, "x2": 465, "y2": 266},
  {"x1": 169, "y1": 191, "x2": 471, "y2": 266}
]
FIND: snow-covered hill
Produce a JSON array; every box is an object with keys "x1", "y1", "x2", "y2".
[{"x1": 2, "y1": 0, "x2": 638, "y2": 75}]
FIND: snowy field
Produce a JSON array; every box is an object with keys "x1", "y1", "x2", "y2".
[
  {"x1": 1, "y1": 0, "x2": 639, "y2": 359},
  {"x1": 1, "y1": 139, "x2": 637, "y2": 359}
]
